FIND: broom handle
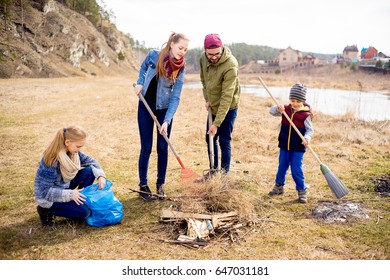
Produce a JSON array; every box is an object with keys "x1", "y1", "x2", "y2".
[
  {"x1": 258, "y1": 77, "x2": 323, "y2": 165},
  {"x1": 133, "y1": 83, "x2": 181, "y2": 161}
]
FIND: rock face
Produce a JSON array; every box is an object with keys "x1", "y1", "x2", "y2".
[{"x1": 0, "y1": 0, "x2": 139, "y2": 78}]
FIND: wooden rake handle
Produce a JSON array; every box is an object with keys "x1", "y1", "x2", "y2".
[
  {"x1": 258, "y1": 77, "x2": 323, "y2": 165},
  {"x1": 132, "y1": 83, "x2": 181, "y2": 160}
]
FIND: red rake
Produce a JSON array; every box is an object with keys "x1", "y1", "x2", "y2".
[{"x1": 133, "y1": 83, "x2": 197, "y2": 179}]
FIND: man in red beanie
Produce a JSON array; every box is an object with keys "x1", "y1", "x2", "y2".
[{"x1": 199, "y1": 33, "x2": 241, "y2": 177}]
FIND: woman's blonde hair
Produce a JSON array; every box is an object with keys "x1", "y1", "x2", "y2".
[
  {"x1": 156, "y1": 32, "x2": 189, "y2": 79},
  {"x1": 43, "y1": 125, "x2": 86, "y2": 166}
]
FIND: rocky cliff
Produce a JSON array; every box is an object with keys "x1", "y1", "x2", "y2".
[{"x1": 0, "y1": 0, "x2": 139, "y2": 78}]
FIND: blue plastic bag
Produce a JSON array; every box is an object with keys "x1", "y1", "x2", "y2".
[{"x1": 81, "y1": 180, "x2": 123, "y2": 227}]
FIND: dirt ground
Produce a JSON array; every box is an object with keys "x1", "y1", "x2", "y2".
[{"x1": 0, "y1": 73, "x2": 389, "y2": 261}]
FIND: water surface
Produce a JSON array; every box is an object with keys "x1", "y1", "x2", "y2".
[{"x1": 184, "y1": 82, "x2": 390, "y2": 121}]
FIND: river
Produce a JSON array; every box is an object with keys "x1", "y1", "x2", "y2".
[{"x1": 184, "y1": 82, "x2": 390, "y2": 121}]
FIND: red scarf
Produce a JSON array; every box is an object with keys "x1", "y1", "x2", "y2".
[{"x1": 163, "y1": 54, "x2": 185, "y2": 82}]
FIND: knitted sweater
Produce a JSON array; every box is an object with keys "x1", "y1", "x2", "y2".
[{"x1": 34, "y1": 151, "x2": 106, "y2": 208}]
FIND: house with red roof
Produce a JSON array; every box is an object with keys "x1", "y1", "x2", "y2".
[{"x1": 361, "y1": 47, "x2": 378, "y2": 59}]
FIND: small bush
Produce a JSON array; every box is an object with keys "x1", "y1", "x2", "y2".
[
  {"x1": 118, "y1": 51, "x2": 125, "y2": 61},
  {"x1": 375, "y1": 60, "x2": 383, "y2": 68}
]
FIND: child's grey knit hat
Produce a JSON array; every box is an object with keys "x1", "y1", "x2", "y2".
[{"x1": 289, "y1": 83, "x2": 307, "y2": 102}]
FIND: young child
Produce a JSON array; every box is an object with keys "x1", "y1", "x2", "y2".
[
  {"x1": 268, "y1": 83, "x2": 314, "y2": 203},
  {"x1": 34, "y1": 125, "x2": 106, "y2": 226}
]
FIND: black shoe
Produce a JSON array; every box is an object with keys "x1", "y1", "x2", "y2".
[
  {"x1": 139, "y1": 185, "x2": 157, "y2": 202},
  {"x1": 156, "y1": 185, "x2": 165, "y2": 200},
  {"x1": 37, "y1": 206, "x2": 54, "y2": 226}
]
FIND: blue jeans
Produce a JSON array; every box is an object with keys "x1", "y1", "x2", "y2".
[
  {"x1": 137, "y1": 100, "x2": 172, "y2": 187},
  {"x1": 275, "y1": 149, "x2": 307, "y2": 191},
  {"x1": 206, "y1": 108, "x2": 237, "y2": 172},
  {"x1": 50, "y1": 167, "x2": 94, "y2": 219}
]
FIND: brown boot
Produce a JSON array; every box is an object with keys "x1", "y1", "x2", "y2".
[
  {"x1": 298, "y1": 189, "x2": 308, "y2": 203},
  {"x1": 268, "y1": 184, "x2": 284, "y2": 195}
]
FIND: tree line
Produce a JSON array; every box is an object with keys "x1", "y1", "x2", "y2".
[{"x1": 183, "y1": 43, "x2": 280, "y2": 72}]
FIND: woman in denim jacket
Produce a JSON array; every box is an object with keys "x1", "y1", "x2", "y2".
[{"x1": 133, "y1": 32, "x2": 189, "y2": 201}]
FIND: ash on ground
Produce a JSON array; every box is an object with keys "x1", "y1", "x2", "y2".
[
  {"x1": 371, "y1": 174, "x2": 390, "y2": 197},
  {"x1": 312, "y1": 202, "x2": 369, "y2": 223}
]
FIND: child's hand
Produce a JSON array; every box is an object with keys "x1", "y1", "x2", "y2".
[
  {"x1": 97, "y1": 176, "x2": 106, "y2": 190},
  {"x1": 277, "y1": 104, "x2": 285, "y2": 113},
  {"x1": 302, "y1": 138, "x2": 310, "y2": 147},
  {"x1": 72, "y1": 189, "x2": 86, "y2": 205}
]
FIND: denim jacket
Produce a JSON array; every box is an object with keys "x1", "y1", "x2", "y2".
[{"x1": 136, "y1": 49, "x2": 185, "y2": 125}]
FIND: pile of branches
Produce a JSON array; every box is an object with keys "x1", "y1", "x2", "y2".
[{"x1": 159, "y1": 173, "x2": 260, "y2": 248}]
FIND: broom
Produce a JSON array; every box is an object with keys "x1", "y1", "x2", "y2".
[{"x1": 258, "y1": 77, "x2": 350, "y2": 199}]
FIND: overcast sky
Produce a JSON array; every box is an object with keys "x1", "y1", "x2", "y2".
[{"x1": 102, "y1": 0, "x2": 390, "y2": 55}]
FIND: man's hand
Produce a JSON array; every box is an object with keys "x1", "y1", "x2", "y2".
[{"x1": 207, "y1": 124, "x2": 218, "y2": 137}]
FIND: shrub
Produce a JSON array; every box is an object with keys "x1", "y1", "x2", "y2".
[
  {"x1": 117, "y1": 51, "x2": 125, "y2": 61},
  {"x1": 375, "y1": 60, "x2": 383, "y2": 69}
]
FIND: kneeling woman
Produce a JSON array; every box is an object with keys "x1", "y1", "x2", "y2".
[{"x1": 34, "y1": 125, "x2": 106, "y2": 226}]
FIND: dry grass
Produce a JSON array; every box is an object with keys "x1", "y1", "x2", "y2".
[
  {"x1": 181, "y1": 173, "x2": 258, "y2": 223},
  {"x1": 0, "y1": 72, "x2": 389, "y2": 260}
]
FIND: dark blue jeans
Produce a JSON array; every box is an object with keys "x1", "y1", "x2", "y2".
[
  {"x1": 206, "y1": 108, "x2": 237, "y2": 172},
  {"x1": 137, "y1": 100, "x2": 172, "y2": 187},
  {"x1": 50, "y1": 167, "x2": 94, "y2": 219}
]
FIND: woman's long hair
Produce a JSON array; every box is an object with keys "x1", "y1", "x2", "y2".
[
  {"x1": 43, "y1": 125, "x2": 86, "y2": 166},
  {"x1": 156, "y1": 32, "x2": 189, "y2": 80}
]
